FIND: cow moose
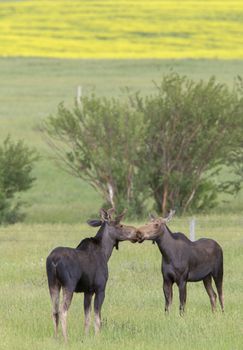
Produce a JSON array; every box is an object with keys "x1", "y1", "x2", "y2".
[
  {"x1": 136, "y1": 210, "x2": 224, "y2": 315},
  {"x1": 46, "y1": 208, "x2": 137, "y2": 342}
]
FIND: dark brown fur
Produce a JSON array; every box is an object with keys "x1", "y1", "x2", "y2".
[
  {"x1": 46, "y1": 209, "x2": 137, "y2": 341},
  {"x1": 136, "y1": 214, "x2": 224, "y2": 315}
]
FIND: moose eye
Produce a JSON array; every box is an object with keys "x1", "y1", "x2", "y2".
[
  {"x1": 154, "y1": 223, "x2": 159, "y2": 228},
  {"x1": 120, "y1": 224, "x2": 123, "y2": 228}
]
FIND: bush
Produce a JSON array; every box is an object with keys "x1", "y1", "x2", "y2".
[
  {"x1": 42, "y1": 95, "x2": 146, "y2": 217},
  {"x1": 43, "y1": 73, "x2": 243, "y2": 217},
  {"x1": 134, "y1": 73, "x2": 243, "y2": 214},
  {"x1": 0, "y1": 136, "x2": 38, "y2": 224}
]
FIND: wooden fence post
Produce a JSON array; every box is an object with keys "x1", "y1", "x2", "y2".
[
  {"x1": 77, "y1": 85, "x2": 82, "y2": 106},
  {"x1": 189, "y1": 217, "x2": 196, "y2": 241}
]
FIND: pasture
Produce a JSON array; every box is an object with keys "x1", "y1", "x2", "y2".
[
  {"x1": 0, "y1": 215, "x2": 242, "y2": 350},
  {"x1": 1, "y1": 1, "x2": 243, "y2": 59},
  {"x1": 1, "y1": 57, "x2": 243, "y2": 223},
  {"x1": 0, "y1": 2, "x2": 243, "y2": 349}
]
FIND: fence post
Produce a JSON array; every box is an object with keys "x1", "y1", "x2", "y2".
[
  {"x1": 189, "y1": 217, "x2": 196, "y2": 241},
  {"x1": 77, "y1": 85, "x2": 82, "y2": 106}
]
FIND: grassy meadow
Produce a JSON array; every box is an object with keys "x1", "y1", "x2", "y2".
[
  {"x1": 1, "y1": 2, "x2": 243, "y2": 222},
  {"x1": 0, "y1": 1, "x2": 243, "y2": 349},
  {"x1": 1, "y1": 1, "x2": 243, "y2": 59},
  {"x1": 0, "y1": 216, "x2": 242, "y2": 350},
  {"x1": 1, "y1": 58, "x2": 243, "y2": 223}
]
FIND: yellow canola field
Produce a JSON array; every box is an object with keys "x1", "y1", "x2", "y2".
[{"x1": 1, "y1": 0, "x2": 243, "y2": 59}]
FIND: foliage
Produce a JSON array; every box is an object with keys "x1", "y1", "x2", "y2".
[
  {"x1": 231, "y1": 148, "x2": 243, "y2": 180},
  {"x1": 1, "y1": 1, "x2": 243, "y2": 59},
  {"x1": 42, "y1": 96, "x2": 146, "y2": 217},
  {"x1": 43, "y1": 73, "x2": 243, "y2": 216},
  {"x1": 3, "y1": 58, "x2": 243, "y2": 223},
  {"x1": 134, "y1": 73, "x2": 243, "y2": 214},
  {"x1": 228, "y1": 77, "x2": 243, "y2": 185},
  {"x1": 0, "y1": 136, "x2": 38, "y2": 224}
]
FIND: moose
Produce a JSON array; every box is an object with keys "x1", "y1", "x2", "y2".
[
  {"x1": 136, "y1": 210, "x2": 224, "y2": 315},
  {"x1": 46, "y1": 208, "x2": 137, "y2": 342}
]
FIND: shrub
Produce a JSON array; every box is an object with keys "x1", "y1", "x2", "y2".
[
  {"x1": 42, "y1": 95, "x2": 146, "y2": 217},
  {"x1": 134, "y1": 73, "x2": 243, "y2": 214},
  {"x1": 0, "y1": 136, "x2": 38, "y2": 224},
  {"x1": 43, "y1": 73, "x2": 243, "y2": 217}
]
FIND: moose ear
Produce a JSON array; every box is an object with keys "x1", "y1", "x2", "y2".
[{"x1": 87, "y1": 219, "x2": 102, "y2": 227}]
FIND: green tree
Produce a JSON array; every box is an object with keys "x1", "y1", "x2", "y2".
[
  {"x1": 0, "y1": 136, "x2": 38, "y2": 224},
  {"x1": 43, "y1": 74, "x2": 243, "y2": 217},
  {"x1": 42, "y1": 95, "x2": 146, "y2": 216},
  {"x1": 135, "y1": 73, "x2": 243, "y2": 214}
]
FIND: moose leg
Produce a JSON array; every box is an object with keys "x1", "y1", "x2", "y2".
[
  {"x1": 84, "y1": 292, "x2": 93, "y2": 335},
  {"x1": 203, "y1": 275, "x2": 217, "y2": 312},
  {"x1": 213, "y1": 275, "x2": 224, "y2": 312},
  {"x1": 178, "y1": 280, "x2": 187, "y2": 316},
  {"x1": 50, "y1": 285, "x2": 61, "y2": 338},
  {"x1": 163, "y1": 279, "x2": 173, "y2": 313},
  {"x1": 60, "y1": 288, "x2": 73, "y2": 343},
  {"x1": 94, "y1": 291, "x2": 105, "y2": 335}
]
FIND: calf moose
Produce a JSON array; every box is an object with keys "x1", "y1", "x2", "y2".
[
  {"x1": 46, "y1": 208, "x2": 137, "y2": 342},
  {"x1": 136, "y1": 210, "x2": 224, "y2": 315}
]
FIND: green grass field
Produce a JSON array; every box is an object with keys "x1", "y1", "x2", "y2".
[
  {"x1": 1, "y1": 58, "x2": 243, "y2": 222},
  {"x1": 0, "y1": 1, "x2": 242, "y2": 349},
  {"x1": 0, "y1": 216, "x2": 242, "y2": 350}
]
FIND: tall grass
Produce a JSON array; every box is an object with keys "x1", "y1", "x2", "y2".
[
  {"x1": 0, "y1": 1, "x2": 243, "y2": 59},
  {"x1": 0, "y1": 216, "x2": 242, "y2": 349}
]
